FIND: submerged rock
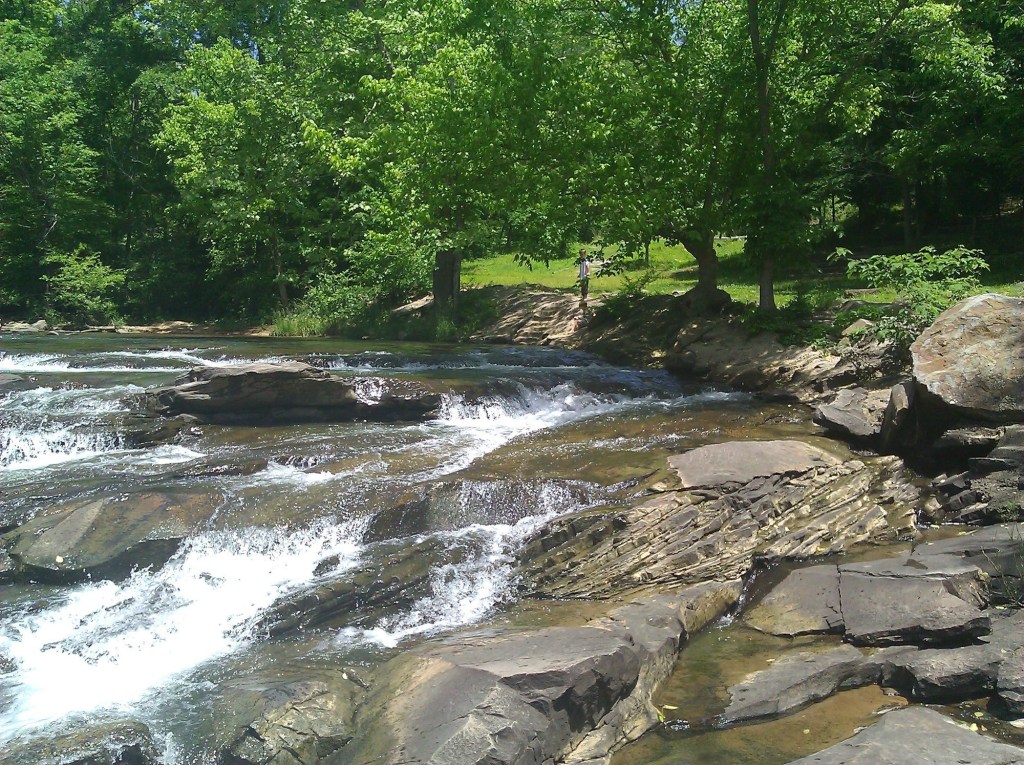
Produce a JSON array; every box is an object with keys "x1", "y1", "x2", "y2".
[
  {"x1": 2, "y1": 491, "x2": 223, "y2": 582},
  {"x1": 0, "y1": 720, "x2": 159, "y2": 765},
  {"x1": 722, "y1": 645, "x2": 877, "y2": 724},
  {"x1": 784, "y1": 706, "x2": 1024, "y2": 765},
  {"x1": 146, "y1": 362, "x2": 441, "y2": 425},
  {"x1": 912, "y1": 293, "x2": 1024, "y2": 423}
]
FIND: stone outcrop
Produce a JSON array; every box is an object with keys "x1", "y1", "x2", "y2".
[
  {"x1": 520, "y1": 440, "x2": 919, "y2": 599},
  {"x1": 146, "y1": 362, "x2": 441, "y2": 425},
  {"x1": 911, "y1": 293, "x2": 1024, "y2": 423},
  {"x1": 0, "y1": 720, "x2": 159, "y2": 765},
  {"x1": 214, "y1": 676, "x2": 360, "y2": 765},
  {"x1": 341, "y1": 582, "x2": 741, "y2": 765},
  {"x1": 747, "y1": 546, "x2": 990, "y2": 646},
  {"x1": 1, "y1": 491, "x2": 223, "y2": 582},
  {"x1": 813, "y1": 387, "x2": 890, "y2": 442},
  {"x1": 930, "y1": 428, "x2": 1024, "y2": 523},
  {"x1": 784, "y1": 707, "x2": 1024, "y2": 765}
]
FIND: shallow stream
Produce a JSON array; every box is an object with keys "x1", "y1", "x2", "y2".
[{"x1": 0, "y1": 333, "x2": 861, "y2": 762}]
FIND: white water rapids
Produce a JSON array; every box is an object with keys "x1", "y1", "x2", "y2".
[{"x1": 0, "y1": 339, "x2": 749, "y2": 759}]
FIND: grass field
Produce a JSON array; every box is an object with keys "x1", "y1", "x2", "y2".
[{"x1": 462, "y1": 238, "x2": 1024, "y2": 308}]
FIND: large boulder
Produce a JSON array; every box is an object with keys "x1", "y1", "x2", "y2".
[
  {"x1": 911, "y1": 293, "x2": 1024, "y2": 423},
  {"x1": 145, "y1": 362, "x2": 441, "y2": 425},
  {"x1": 784, "y1": 707, "x2": 1024, "y2": 765},
  {"x1": 2, "y1": 491, "x2": 222, "y2": 582}
]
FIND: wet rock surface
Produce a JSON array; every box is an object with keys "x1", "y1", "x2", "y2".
[
  {"x1": 1, "y1": 491, "x2": 223, "y2": 582},
  {"x1": 520, "y1": 441, "x2": 918, "y2": 599},
  {"x1": 342, "y1": 582, "x2": 741, "y2": 765},
  {"x1": 214, "y1": 675, "x2": 360, "y2": 765},
  {"x1": 0, "y1": 720, "x2": 160, "y2": 765},
  {"x1": 146, "y1": 362, "x2": 441, "y2": 425},
  {"x1": 783, "y1": 706, "x2": 1024, "y2": 765}
]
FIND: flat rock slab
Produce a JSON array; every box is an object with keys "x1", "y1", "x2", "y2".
[
  {"x1": 344, "y1": 583, "x2": 740, "y2": 765},
  {"x1": 838, "y1": 559, "x2": 990, "y2": 646},
  {"x1": 745, "y1": 566, "x2": 843, "y2": 637},
  {"x1": 784, "y1": 706, "x2": 1024, "y2": 765},
  {"x1": 668, "y1": 440, "x2": 840, "y2": 490},
  {"x1": 2, "y1": 491, "x2": 222, "y2": 582},
  {"x1": 998, "y1": 647, "x2": 1024, "y2": 715},
  {"x1": 146, "y1": 362, "x2": 441, "y2": 425},
  {"x1": 879, "y1": 642, "x2": 1003, "y2": 700},
  {"x1": 722, "y1": 645, "x2": 876, "y2": 724},
  {"x1": 747, "y1": 554, "x2": 990, "y2": 647},
  {"x1": 911, "y1": 293, "x2": 1024, "y2": 422}
]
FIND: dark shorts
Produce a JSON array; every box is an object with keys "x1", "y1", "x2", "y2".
[{"x1": 579, "y1": 278, "x2": 590, "y2": 296}]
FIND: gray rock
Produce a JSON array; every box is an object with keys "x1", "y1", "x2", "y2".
[
  {"x1": 0, "y1": 373, "x2": 29, "y2": 393},
  {"x1": 911, "y1": 523, "x2": 1024, "y2": 584},
  {"x1": 813, "y1": 388, "x2": 889, "y2": 441},
  {"x1": 2, "y1": 320, "x2": 47, "y2": 333},
  {"x1": 879, "y1": 381, "x2": 917, "y2": 454},
  {"x1": 343, "y1": 583, "x2": 740, "y2": 765},
  {"x1": 744, "y1": 566, "x2": 843, "y2": 637},
  {"x1": 215, "y1": 678, "x2": 357, "y2": 765},
  {"x1": 0, "y1": 720, "x2": 159, "y2": 765},
  {"x1": 784, "y1": 706, "x2": 1024, "y2": 765},
  {"x1": 521, "y1": 449, "x2": 918, "y2": 599},
  {"x1": 911, "y1": 293, "x2": 1024, "y2": 423},
  {"x1": 2, "y1": 491, "x2": 222, "y2": 582},
  {"x1": 839, "y1": 557, "x2": 990, "y2": 646},
  {"x1": 722, "y1": 645, "x2": 877, "y2": 724},
  {"x1": 998, "y1": 647, "x2": 1024, "y2": 715},
  {"x1": 667, "y1": 440, "x2": 840, "y2": 489},
  {"x1": 146, "y1": 362, "x2": 441, "y2": 425},
  {"x1": 879, "y1": 643, "x2": 1002, "y2": 700}
]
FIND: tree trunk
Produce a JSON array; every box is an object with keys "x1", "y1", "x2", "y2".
[
  {"x1": 747, "y1": 0, "x2": 782, "y2": 312},
  {"x1": 680, "y1": 229, "x2": 719, "y2": 295},
  {"x1": 433, "y1": 247, "x2": 461, "y2": 315},
  {"x1": 272, "y1": 234, "x2": 289, "y2": 308},
  {"x1": 902, "y1": 181, "x2": 914, "y2": 248}
]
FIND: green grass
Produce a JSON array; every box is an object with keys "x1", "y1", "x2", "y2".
[{"x1": 463, "y1": 239, "x2": 1024, "y2": 309}]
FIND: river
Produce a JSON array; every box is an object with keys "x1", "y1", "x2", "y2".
[{"x1": 0, "y1": 333, "x2": 821, "y2": 762}]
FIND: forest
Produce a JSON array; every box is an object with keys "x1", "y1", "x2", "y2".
[{"x1": 1, "y1": 0, "x2": 1022, "y2": 330}]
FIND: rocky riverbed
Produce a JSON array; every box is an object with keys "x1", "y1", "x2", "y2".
[{"x1": 1, "y1": 292, "x2": 1023, "y2": 765}]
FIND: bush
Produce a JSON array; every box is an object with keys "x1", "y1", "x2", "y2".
[
  {"x1": 838, "y1": 245, "x2": 989, "y2": 352},
  {"x1": 42, "y1": 246, "x2": 125, "y2": 326}
]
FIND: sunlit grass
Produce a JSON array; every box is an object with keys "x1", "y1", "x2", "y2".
[{"x1": 463, "y1": 239, "x2": 1024, "y2": 309}]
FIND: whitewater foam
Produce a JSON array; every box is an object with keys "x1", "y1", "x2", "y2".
[{"x1": 0, "y1": 519, "x2": 366, "y2": 743}]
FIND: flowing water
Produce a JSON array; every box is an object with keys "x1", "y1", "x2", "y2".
[{"x1": 0, "y1": 333, "x2": 821, "y2": 762}]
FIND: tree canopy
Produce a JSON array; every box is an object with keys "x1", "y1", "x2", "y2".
[{"x1": 0, "y1": 0, "x2": 1020, "y2": 325}]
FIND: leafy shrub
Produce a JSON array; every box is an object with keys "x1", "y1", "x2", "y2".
[
  {"x1": 42, "y1": 246, "x2": 125, "y2": 326},
  {"x1": 598, "y1": 268, "x2": 659, "y2": 323},
  {"x1": 837, "y1": 245, "x2": 989, "y2": 353}
]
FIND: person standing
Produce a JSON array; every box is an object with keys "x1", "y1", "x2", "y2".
[{"x1": 577, "y1": 249, "x2": 591, "y2": 310}]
